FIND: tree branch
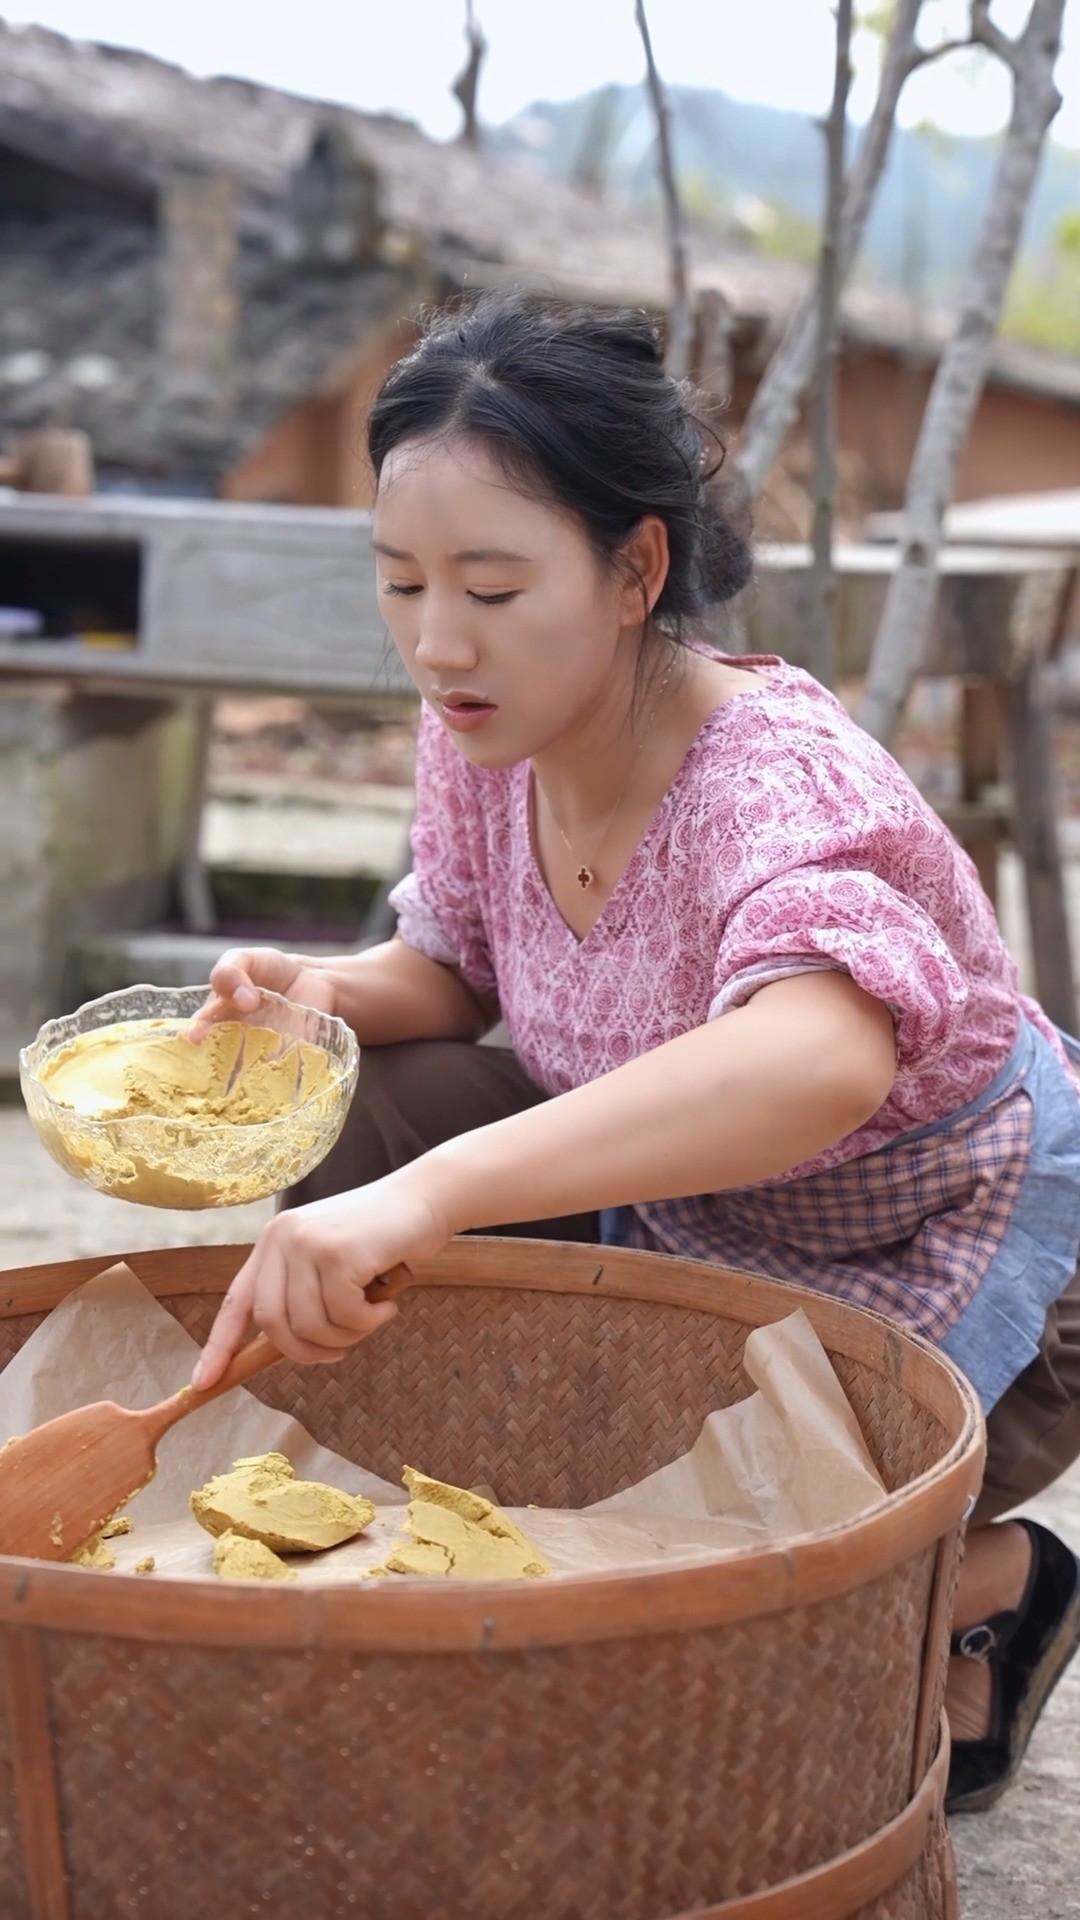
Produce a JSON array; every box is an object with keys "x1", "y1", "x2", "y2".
[
  {"x1": 971, "y1": 0, "x2": 1020, "y2": 71},
  {"x1": 737, "y1": 0, "x2": 933, "y2": 495},
  {"x1": 805, "y1": 0, "x2": 854, "y2": 691},
  {"x1": 907, "y1": 32, "x2": 972, "y2": 73},
  {"x1": 635, "y1": 0, "x2": 693, "y2": 380},
  {"x1": 860, "y1": 0, "x2": 1066, "y2": 746},
  {"x1": 452, "y1": 0, "x2": 487, "y2": 148},
  {"x1": 736, "y1": 0, "x2": 1044, "y2": 503}
]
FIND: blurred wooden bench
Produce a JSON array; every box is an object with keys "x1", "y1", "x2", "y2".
[{"x1": 0, "y1": 492, "x2": 414, "y2": 938}]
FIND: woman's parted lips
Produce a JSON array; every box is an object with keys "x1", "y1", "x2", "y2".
[
  {"x1": 433, "y1": 689, "x2": 501, "y2": 733},
  {"x1": 434, "y1": 689, "x2": 497, "y2": 711}
]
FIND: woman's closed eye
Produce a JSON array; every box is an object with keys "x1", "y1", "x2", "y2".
[{"x1": 381, "y1": 582, "x2": 521, "y2": 607}]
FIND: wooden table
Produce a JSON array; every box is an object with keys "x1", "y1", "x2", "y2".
[{"x1": 1, "y1": 496, "x2": 1075, "y2": 1028}]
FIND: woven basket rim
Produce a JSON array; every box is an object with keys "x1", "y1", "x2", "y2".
[{"x1": 0, "y1": 1237, "x2": 985, "y2": 1652}]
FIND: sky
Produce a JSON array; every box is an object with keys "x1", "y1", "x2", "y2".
[{"x1": 9, "y1": 0, "x2": 1080, "y2": 150}]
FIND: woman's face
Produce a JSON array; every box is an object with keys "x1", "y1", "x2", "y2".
[{"x1": 373, "y1": 434, "x2": 659, "y2": 768}]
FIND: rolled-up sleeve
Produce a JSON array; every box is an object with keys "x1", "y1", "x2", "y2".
[
  {"x1": 709, "y1": 864, "x2": 971, "y2": 1070},
  {"x1": 388, "y1": 707, "x2": 497, "y2": 1000}
]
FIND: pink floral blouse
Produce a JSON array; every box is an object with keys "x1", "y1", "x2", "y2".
[{"x1": 391, "y1": 653, "x2": 1068, "y2": 1179}]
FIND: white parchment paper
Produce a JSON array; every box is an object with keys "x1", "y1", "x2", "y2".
[{"x1": 0, "y1": 1263, "x2": 887, "y2": 1581}]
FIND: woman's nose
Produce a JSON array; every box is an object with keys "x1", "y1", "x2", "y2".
[{"x1": 413, "y1": 603, "x2": 479, "y2": 676}]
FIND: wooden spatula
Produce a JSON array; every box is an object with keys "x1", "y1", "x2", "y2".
[{"x1": 0, "y1": 1264, "x2": 412, "y2": 1564}]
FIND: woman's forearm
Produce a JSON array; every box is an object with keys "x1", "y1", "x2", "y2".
[
  {"x1": 420, "y1": 971, "x2": 896, "y2": 1233},
  {"x1": 310, "y1": 938, "x2": 493, "y2": 1046}
]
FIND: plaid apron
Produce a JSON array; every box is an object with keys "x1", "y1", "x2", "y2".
[{"x1": 603, "y1": 1019, "x2": 1080, "y2": 1411}]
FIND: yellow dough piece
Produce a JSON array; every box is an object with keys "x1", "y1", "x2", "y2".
[
  {"x1": 66, "y1": 1509, "x2": 134, "y2": 1566},
  {"x1": 134, "y1": 1557, "x2": 156, "y2": 1575},
  {"x1": 383, "y1": 1539, "x2": 456, "y2": 1577},
  {"x1": 377, "y1": 1467, "x2": 549, "y2": 1580},
  {"x1": 212, "y1": 1531, "x2": 296, "y2": 1582},
  {"x1": 71, "y1": 1533, "x2": 115, "y2": 1571},
  {"x1": 39, "y1": 1019, "x2": 332, "y2": 1126},
  {"x1": 190, "y1": 1452, "x2": 376, "y2": 1553}
]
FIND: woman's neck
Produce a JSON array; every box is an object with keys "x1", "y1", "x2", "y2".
[{"x1": 529, "y1": 644, "x2": 679, "y2": 837}]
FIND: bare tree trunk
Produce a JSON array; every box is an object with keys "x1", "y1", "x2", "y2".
[
  {"x1": 635, "y1": 0, "x2": 693, "y2": 380},
  {"x1": 805, "y1": 0, "x2": 854, "y2": 691},
  {"x1": 738, "y1": 0, "x2": 948, "y2": 497},
  {"x1": 693, "y1": 286, "x2": 734, "y2": 402},
  {"x1": 453, "y1": 0, "x2": 487, "y2": 148},
  {"x1": 861, "y1": 0, "x2": 1066, "y2": 746}
]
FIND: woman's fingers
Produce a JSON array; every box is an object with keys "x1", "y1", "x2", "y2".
[
  {"x1": 263, "y1": 1227, "x2": 400, "y2": 1355},
  {"x1": 188, "y1": 949, "x2": 285, "y2": 1041},
  {"x1": 316, "y1": 1251, "x2": 401, "y2": 1335},
  {"x1": 265, "y1": 1241, "x2": 356, "y2": 1359},
  {"x1": 193, "y1": 1246, "x2": 346, "y2": 1383},
  {"x1": 192, "y1": 1233, "x2": 398, "y2": 1386},
  {"x1": 187, "y1": 992, "x2": 242, "y2": 1043},
  {"x1": 191, "y1": 1263, "x2": 256, "y2": 1388},
  {"x1": 212, "y1": 949, "x2": 265, "y2": 1000}
]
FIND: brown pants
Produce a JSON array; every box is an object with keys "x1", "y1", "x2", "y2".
[
  {"x1": 285, "y1": 1039, "x2": 1080, "y2": 1522},
  {"x1": 286, "y1": 1039, "x2": 600, "y2": 1244}
]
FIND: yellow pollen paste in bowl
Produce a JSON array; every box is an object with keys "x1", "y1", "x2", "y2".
[{"x1": 38, "y1": 1019, "x2": 333, "y2": 1126}]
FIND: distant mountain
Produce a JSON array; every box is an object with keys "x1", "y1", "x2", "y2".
[{"x1": 489, "y1": 84, "x2": 1080, "y2": 304}]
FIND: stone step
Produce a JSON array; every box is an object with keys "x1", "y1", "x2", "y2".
[
  {"x1": 68, "y1": 930, "x2": 509, "y2": 1050},
  {"x1": 202, "y1": 781, "x2": 412, "y2": 879},
  {"x1": 70, "y1": 929, "x2": 346, "y2": 1005},
  {"x1": 63, "y1": 781, "x2": 415, "y2": 1021}
]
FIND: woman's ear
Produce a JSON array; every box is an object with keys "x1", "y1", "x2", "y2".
[{"x1": 618, "y1": 514, "x2": 670, "y2": 623}]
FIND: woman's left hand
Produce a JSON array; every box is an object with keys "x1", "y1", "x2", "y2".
[{"x1": 190, "y1": 1172, "x2": 452, "y2": 1388}]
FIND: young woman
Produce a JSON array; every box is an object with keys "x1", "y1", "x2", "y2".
[{"x1": 191, "y1": 292, "x2": 1080, "y2": 1814}]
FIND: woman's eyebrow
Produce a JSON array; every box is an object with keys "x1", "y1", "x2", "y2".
[{"x1": 372, "y1": 540, "x2": 533, "y2": 563}]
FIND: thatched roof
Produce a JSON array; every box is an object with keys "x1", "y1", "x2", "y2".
[
  {"x1": 0, "y1": 216, "x2": 424, "y2": 477},
  {"x1": 1, "y1": 17, "x2": 1077, "y2": 481},
  {"x1": 0, "y1": 20, "x2": 791, "y2": 310}
]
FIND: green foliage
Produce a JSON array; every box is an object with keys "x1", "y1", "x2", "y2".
[
  {"x1": 1003, "y1": 206, "x2": 1080, "y2": 354},
  {"x1": 679, "y1": 168, "x2": 731, "y2": 232},
  {"x1": 855, "y1": 2, "x2": 897, "y2": 38},
  {"x1": 1003, "y1": 255, "x2": 1080, "y2": 356},
  {"x1": 746, "y1": 199, "x2": 822, "y2": 266},
  {"x1": 1055, "y1": 210, "x2": 1080, "y2": 257}
]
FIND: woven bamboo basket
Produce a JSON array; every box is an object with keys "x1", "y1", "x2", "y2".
[{"x1": 0, "y1": 1236, "x2": 984, "y2": 1920}]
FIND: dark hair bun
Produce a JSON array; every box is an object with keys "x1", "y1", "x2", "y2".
[
  {"x1": 695, "y1": 505, "x2": 754, "y2": 607},
  {"x1": 603, "y1": 314, "x2": 665, "y2": 368},
  {"x1": 369, "y1": 290, "x2": 752, "y2": 625}
]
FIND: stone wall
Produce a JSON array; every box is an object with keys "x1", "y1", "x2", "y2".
[{"x1": 0, "y1": 685, "x2": 199, "y2": 1073}]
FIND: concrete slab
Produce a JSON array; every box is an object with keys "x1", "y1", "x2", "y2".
[
  {"x1": 0, "y1": 686, "x2": 200, "y2": 1073},
  {"x1": 0, "y1": 1103, "x2": 273, "y2": 1264},
  {"x1": 72, "y1": 928, "x2": 344, "y2": 1002},
  {"x1": 202, "y1": 779, "x2": 413, "y2": 878}
]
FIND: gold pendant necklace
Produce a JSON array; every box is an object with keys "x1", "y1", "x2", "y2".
[{"x1": 534, "y1": 655, "x2": 676, "y2": 892}]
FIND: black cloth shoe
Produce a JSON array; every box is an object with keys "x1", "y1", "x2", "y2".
[{"x1": 946, "y1": 1518, "x2": 1080, "y2": 1815}]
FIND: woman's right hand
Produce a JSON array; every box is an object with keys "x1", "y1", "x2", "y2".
[{"x1": 188, "y1": 947, "x2": 338, "y2": 1041}]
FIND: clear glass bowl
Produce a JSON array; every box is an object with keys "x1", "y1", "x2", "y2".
[{"x1": 19, "y1": 985, "x2": 359, "y2": 1209}]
